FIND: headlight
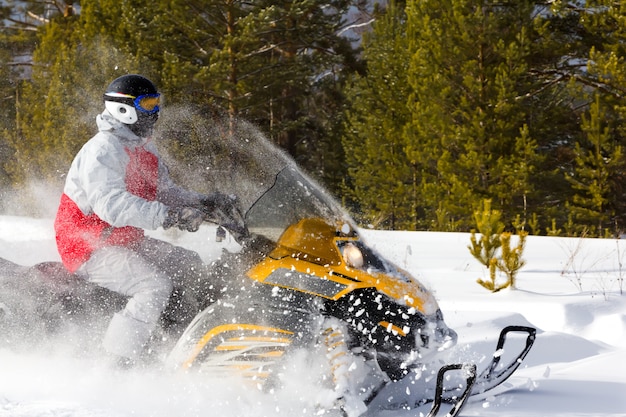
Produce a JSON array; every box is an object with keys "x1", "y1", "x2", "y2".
[{"x1": 343, "y1": 242, "x2": 364, "y2": 268}]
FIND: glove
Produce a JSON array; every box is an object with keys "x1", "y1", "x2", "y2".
[
  {"x1": 198, "y1": 192, "x2": 249, "y2": 240},
  {"x1": 163, "y1": 206, "x2": 204, "y2": 232}
]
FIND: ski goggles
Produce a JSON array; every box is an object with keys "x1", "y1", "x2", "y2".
[{"x1": 133, "y1": 94, "x2": 160, "y2": 114}]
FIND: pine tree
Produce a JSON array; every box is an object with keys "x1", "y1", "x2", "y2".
[
  {"x1": 0, "y1": 2, "x2": 43, "y2": 188},
  {"x1": 402, "y1": 0, "x2": 543, "y2": 231},
  {"x1": 579, "y1": 2, "x2": 626, "y2": 234},
  {"x1": 568, "y1": 94, "x2": 624, "y2": 237},
  {"x1": 151, "y1": 1, "x2": 360, "y2": 173},
  {"x1": 342, "y1": 2, "x2": 415, "y2": 229},
  {"x1": 535, "y1": 1, "x2": 626, "y2": 234},
  {"x1": 0, "y1": 28, "x2": 18, "y2": 188},
  {"x1": 8, "y1": 11, "x2": 77, "y2": 184}
]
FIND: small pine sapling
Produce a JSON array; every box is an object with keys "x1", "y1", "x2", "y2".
[
  {"x1": 497, "y1": 231, "x2": 528, "y2": 290},
  {"x1": 468, "y1": 200, "x2": 529, "y2": 292},
  {"x1": 468, "y1": 200, "x2": 504, "y2": 291}
]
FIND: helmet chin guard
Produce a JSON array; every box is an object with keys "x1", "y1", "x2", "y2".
[{"x1": 105, "y1": 101, "x2": 139, "y2": 125}]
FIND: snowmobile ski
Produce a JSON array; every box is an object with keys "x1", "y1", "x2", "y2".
[
  {"x1": 469, "y1": 325, "x2": 536, "y2": 397},
  {"x1": 424, "y1": 363, "x2": 477, "y2": 417},
  {"x1": 364, "y1": 325, "x2": 536, "y2": 417},
  {"x1": 423, "y1": 325, "x2": 536, "y2": 416}
]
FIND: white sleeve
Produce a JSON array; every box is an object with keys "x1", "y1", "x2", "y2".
[{"x1": 66, "y1": 136, "x2": 169, "y2": 229}]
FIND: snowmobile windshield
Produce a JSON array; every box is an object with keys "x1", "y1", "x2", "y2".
[{"x1": 245, "y1": 165, "x2": 354, "y2": 242}]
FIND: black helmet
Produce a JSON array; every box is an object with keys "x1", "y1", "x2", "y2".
[{"x1": 103, "y1": 74, "x2": 160, "y2": 137}]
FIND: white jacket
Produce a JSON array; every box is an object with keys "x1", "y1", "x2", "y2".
[
  {"x1": 64, "y1": 111, "x2": 201, "y2": 228},
  {"x1": 55, "y1": 110, "x2": 203, "y2": 272}
]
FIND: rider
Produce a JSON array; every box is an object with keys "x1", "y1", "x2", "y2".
[{"x1": 54, "y1": 74, "x2": 231, "y2": 367}]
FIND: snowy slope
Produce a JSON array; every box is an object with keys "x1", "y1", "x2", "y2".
[{"x1": 0, "y1": 215, "x2": 625, "y2": 417}]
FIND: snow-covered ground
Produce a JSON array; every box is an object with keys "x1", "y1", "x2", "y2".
[{"x1": 0, "y1": 215, "x2": 625, "y2": 416}]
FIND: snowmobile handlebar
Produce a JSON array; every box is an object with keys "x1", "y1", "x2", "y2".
[{"x1": 197, "y1": 192, "x2": 250, "y2": 244}]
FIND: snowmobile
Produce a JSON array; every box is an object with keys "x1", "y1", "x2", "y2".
[
  {"x1": 160, "y1": 164, "x2": 536, "y2": 417},
  {"x1": 0, "y1": 120, "x2": 535, "y2": 417}
]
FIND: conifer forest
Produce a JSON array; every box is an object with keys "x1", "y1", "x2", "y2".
[{"x1": 2, "y1": 0, "x2": 626, "y2": 237}]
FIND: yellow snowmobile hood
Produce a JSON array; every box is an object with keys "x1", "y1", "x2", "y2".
[{"x1": 247, "y1": 218, "x2": 439, "y2": 316}]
